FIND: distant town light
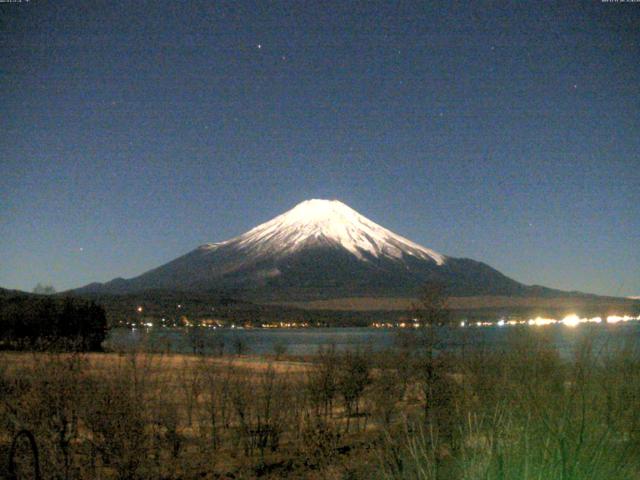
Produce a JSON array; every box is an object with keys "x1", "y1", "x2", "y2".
[
  {"x1": 605, "y1": 315, "x2": 636, "y2": 324},
  {"x1": 368, "y1": 313, "x2": 639, "y2": 330},
  {"x1": 561, "y1": 314, "x2": 580, "y2": 327},
  {"x1": 528, "y1": 317, "x2": 556, "y2": 326}
]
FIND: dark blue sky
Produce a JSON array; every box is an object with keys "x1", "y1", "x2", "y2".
[{"x1": 1, "y1": 1, "x2": 638, "y2": 296}]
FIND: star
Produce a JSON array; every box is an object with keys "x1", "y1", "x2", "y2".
[{"x1": 257, "y1": 43, "x2": 262, "y2": 49}]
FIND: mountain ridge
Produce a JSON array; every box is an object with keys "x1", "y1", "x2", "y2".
[{"x1": 72, "y1": 199, "x2": 592, "y2": 301}]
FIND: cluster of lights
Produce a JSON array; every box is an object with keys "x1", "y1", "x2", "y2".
[
  {"x1": 606, "y1": 315, "x2": 638, "y2": 324},
  {"x1": 261, "y1": 321, "x2": 310, "y2": 328},
  {"x1": 460, "y1": 314, "x2": 640, "y2": 328},
  {"x1": 129, "y1": 321, "x2": 153, "y2": 329},
  {"x1": 372, "y1": 322, "x2": 397, "y2": 328},
  {"x1": 371, "y1": 321, "x2": 422, "y2": 329},
  {"x1": 373, "y1": 314, "x2": 640, "y2": 329}
]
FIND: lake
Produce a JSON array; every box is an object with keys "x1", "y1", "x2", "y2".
[{"x1": 106, "y1": 323, "x2": 640, "y2": 359}]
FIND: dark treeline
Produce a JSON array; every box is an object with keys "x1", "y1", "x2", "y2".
[
  {"x1": 0, "y1": 292, "x2": 107, "y2": 351},
  {"x1": 75, "y1": 288, "x2": 640, "y2": 329},
  {"x1": 77, "y1": 289, "x2": 387, "y2": 327}
]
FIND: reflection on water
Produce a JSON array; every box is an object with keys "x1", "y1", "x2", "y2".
[{"x1": 106, "y1": 323, "x2": 640, "y2": 359}]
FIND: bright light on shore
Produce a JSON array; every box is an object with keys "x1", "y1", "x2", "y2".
[
  {"x1": 449, "y1": 314, "x2": 640, "y2": 329},
  {"x1": 561, "y1": 314, "x2": 581, "y2": 327},
  {"x1": 607, "y1": 315, "x2": 636, "y2": 324},
  {"x1": 529, "y1": 317, "x2": 556, "y2": 326}
]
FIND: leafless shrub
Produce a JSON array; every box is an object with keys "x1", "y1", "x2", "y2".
[
  {"x1": 177, "y1": 358, "x2": 202, "y2": 427},
  {"x1": 337, "y1": 350, "x2": 371, "y2": 433},
  {"x1": 79, "y1": 354, "x2": 159, "y2": 480},
  {"x1": 273, "y1": 340, "x2": 288, "y2": 360},
  {"x1": 198, "y1": 360, "x2": 234, "y2": 451},
  {"x1": 232, "y1": 336, "x2": 249, "y2": 355},
  {"x1": 306, "y1": 346, "x2": 338, "y2": 421},
  {"x1": 368, "y1": 365, "x2": 406, "y2": 429},
  {"x1": 298, "y1": 414, "x2": 341, "y2": 470},
  {"x1": 229, "y1": 365, "x2": 290, "y2": 460},
  {"x1": 187, "y1": 327, "x2": 206, "y2": 355}
]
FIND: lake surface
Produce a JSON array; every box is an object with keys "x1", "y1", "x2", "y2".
[{"x1": 106, "y1": 323, "x2": 640, "y2": 359}]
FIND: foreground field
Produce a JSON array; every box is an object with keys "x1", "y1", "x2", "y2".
[{"x1": 2, "y1": 328, "x2": 640, "y2": 479}]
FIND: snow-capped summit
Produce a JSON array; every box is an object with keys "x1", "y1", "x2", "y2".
[{"x1": 202, "y1": 199, "x2": 445, "y2": 265}]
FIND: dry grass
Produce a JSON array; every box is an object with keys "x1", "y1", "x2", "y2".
[
  {"x1": 2, "y1": 351, "x2": 312, "y2": 375},
  {"x1": 1, "y1": 329, "x2": 640, "y2": 479}
]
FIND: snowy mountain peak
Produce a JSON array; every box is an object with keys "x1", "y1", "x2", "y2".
[
  {"x1": 268, "y1": 199, "x2": 377, "y2": 228},
  {"x1": 204, "y1": 199, "x2": 446, "y2": 265}
]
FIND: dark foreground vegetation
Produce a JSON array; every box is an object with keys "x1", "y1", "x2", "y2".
[
  {"x1": 1, "y1": 326, "x2": 639, "y2": 480},
  {"x1": 0, "y1": 290, "x2": 107, "y2": 351}
]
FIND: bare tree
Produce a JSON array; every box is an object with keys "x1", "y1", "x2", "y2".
[
  {"x1": 199, "y1": 360, "x2": 234, "y2": 450},
  {"x1": 412, "y1": 282, "x2": 455, "y2": 435},
  {"x1": 337, "y1": 350, "x2": 371, "y2": 433},
  {"x1": 307, "y1": 346, "x2": 338, "y2": 420},
  {"x1": 412, "y1": 281, "x2": 451, "y2": 361},
  {"x1": 178, "y1": 359, "x2": 202, "y2": 427}
]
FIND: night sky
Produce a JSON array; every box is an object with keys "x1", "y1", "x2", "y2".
[{"x1": 1, "y1": 1, "x2": 638, "y2": 297}]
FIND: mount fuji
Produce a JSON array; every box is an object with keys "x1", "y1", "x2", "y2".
[{"x1": 75, "y1": 199, "x2": 559, "y2": 300}]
